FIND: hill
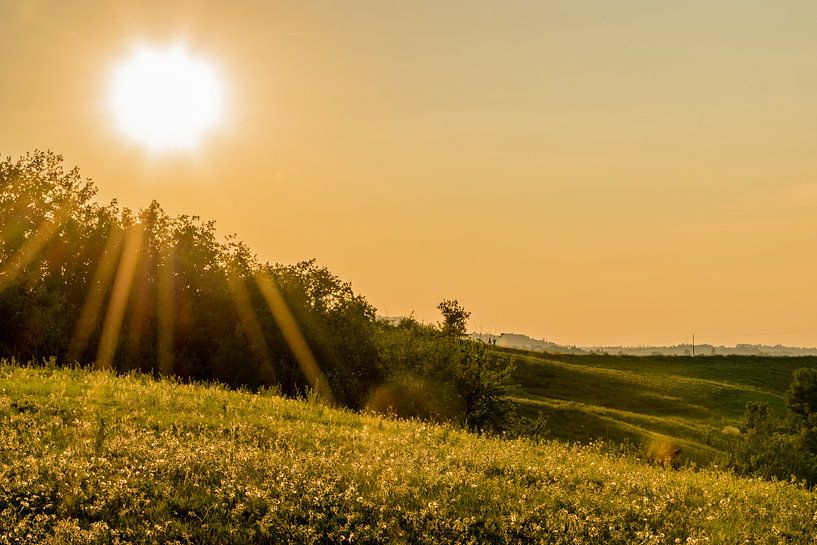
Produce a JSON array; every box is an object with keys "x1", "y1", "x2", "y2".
[
  {"x1": 506, "y1": 349, "x2": 817, "y2": 463},
  {"x1": 2, "y1": 360, "x2": 817, "y2": 544},
  {"x1": 471, "y1": 332, "x2": 817, "y2": 357}
]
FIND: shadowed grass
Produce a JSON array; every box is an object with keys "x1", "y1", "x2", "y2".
[{"x1": 508, "y1": 349, "x2": 817, "y2": 463}]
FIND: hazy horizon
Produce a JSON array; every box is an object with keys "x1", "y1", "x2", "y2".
[
  {"x1": 470, "y1": 330, "x2": 817, "y2": 351},
  {"x1": 3, "y1": 0, "x2": 817, "y2": 347}
]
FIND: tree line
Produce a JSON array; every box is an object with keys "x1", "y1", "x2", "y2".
[{"x1": 0, "y1": 151, "x2": 514, "y2": 431}]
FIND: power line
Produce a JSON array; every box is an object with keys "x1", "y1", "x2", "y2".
[
  {"x1": 696, "y1": 328, "x2": 817, "y2": 340},
  {"x1": 587, "y1": 327, "x2": 817, "y2": 349}
]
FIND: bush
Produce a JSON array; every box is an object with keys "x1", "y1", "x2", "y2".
[
  {"x1": 726, "y1": 401, "x2": 817, "y2": 485},
  {"x1": 374, "y1": 317, "x2": 515, "y2": 432},
  {"x1": 787, "y1": 367, "x2": 817, "y2": 419}
]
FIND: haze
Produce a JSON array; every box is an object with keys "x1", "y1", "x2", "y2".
[{"x1": 2, "y1": 0, "x2": 816, "y2": 347}]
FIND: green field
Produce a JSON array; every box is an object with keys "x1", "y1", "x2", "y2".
[
  {"x1": 2, "y1": 360, "x2": 817, "y2": 544},
  {"x1": 507, "y1": 349, "x2": 817, "y2": 463}
]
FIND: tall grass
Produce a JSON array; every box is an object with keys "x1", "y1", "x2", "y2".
[{"x1": 1, "y1": 361, "x2": 816, "y2": 544}]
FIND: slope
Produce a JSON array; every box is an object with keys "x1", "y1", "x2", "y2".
[
  {"x1": 509, "y1": 349, "x2": 817, "y2": 463},
  {"x1": 1, "y1": 360, "x2": 816, "y2": 544}
]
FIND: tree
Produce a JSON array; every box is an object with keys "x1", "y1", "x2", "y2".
[
  {"x1": 727, "y1": 400, "x2": 817, "y2": 483},
  {"x1": 726, "y1": 370, "x2": 817, "y2": 485},
  {"x1": 374, "y1": 315, "x2": 516, "y2": 432},
  {"x1": 740, "y1": 401, "x2": 772, "y2": 433},
  {"x1": 0, "y1": 151, "x2": 385, "y2": 406},
  {"x1": 436, "y1": 299, "x2": 470, "y2": 337},
  {"x1": 787, "y1": 368, "x2": 817, "y2": 419},
  {"x1": 447, "y1": 340, "x2": 515, "y2": 432}
]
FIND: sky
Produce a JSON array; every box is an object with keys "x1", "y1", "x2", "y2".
[{"x1": 2, "y1": 0, "x2": 817, "y2": 347}]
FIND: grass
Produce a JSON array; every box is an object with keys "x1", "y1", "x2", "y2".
[
  {"x1": 2, "y1": 360, "x2": 817, "y2": 544},
  {"x1": 507, "y1": 349, "x2": 817, "y2": 463}
]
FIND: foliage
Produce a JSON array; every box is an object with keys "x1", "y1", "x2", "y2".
[
  {"x1": 724, "y1": 367, "x2": 817, "y2": 486},
  {"x1": 3, "y1": 363, "x2": 817, "y2": 544},
  {"x1": 0, "y1": 151, "x2": 382, "y2": 407},
  {"x1": 0, "y1": 150, "x2": 515, "y2": 429},
  {"x1": 740, "y1": 401, "x2": 772, "y2": 433},
  {"x1": 725, "y1": 401, "x2": 817, "y2": 484},
  {"x1": 787, "y1": 367, "x2": 817, "y2": 419},
  {"x1": 436, "y1": 298, "x2": 470, "y2": 337},
  {"x1": 268, "y1": 259, "x2": 381, "y2": 408},
  {"x1": 375, "y1": 315, "x2": 515, "y2": 433}
]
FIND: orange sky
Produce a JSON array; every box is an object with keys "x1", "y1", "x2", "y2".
[{"x1": 2, "y1": 0, "x2": 817, "y2": 346}]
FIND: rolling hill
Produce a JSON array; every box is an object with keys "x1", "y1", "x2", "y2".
[{"x1": 506, "y1": 349, "x2": 817, "y2": 463}]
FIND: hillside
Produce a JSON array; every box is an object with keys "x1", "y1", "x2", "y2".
[
  {"x1": 507, "y1": 349, "x2": 817, "y2": 463},
  {"x1": 2, "y1": 361, "x2": 817, "y2": 544}
]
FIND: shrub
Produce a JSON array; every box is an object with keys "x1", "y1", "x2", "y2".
[
  {"x1": 726, "y1": 401, "x2": 817, "y2": 485},
  {"x1": 787, "y1": 367, "x2": 817, "y2": 419},
  {"x1": 374, "y1": 317, "x2": 516, "y2": 432}
]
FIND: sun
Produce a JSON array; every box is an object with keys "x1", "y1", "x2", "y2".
[{"x1": 109, "y1": 45, "x2": 224, "y2": 152}]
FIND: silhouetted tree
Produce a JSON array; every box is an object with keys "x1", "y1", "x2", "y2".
[
  {"x1": 0, "y1": 151, "x2": 384, "y2": 404},
  {"x1": 436, "y1": 299, "x2": 470, "y2": 337}
]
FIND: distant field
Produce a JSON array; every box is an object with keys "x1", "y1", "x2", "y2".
[
  {"x1": 507, "y1": 349, "x2": 817, "y2": 463},
  {"x1": 2, "y1": 361, "x2": 817, "y2": 544}
]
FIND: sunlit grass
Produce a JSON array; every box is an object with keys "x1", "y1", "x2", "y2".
[{"x1": 1, "y1": 361, "x2": 816, "y2": 543}]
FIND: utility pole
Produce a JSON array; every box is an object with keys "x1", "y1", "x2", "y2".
[{"x1": 692, "y1": 333, "x2": 695, "y2": 357}]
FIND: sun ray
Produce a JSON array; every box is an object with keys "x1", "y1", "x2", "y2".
[
  {"x1": 225, "y1": 271, "x2": 277, "y2": 385},
  {"x1": 0, "y1": 208, "x2": 69, "y2": 294},
  {"x1": 123, "y1": 233, "x2": 153, "y2": 364},
  {"x1": 95, "y1": 224, "x2": 144, "y2": 371},
  {"x1": 156, "y1": 245, "x2": 175, "y2": 376},
  {"x1": 254, "y1": 271, "x2": 334, "y2": 403},
  {"x1": 68, "y1": 227, "x2": 124, "y2": 363}
]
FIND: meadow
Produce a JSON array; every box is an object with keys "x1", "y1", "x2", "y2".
[
  {"x1": 508, "y1": 350, "x2": 817, "y2": 464},
  {"x1": 2, "y1": 360, "x2": 817, "y2": 544}
]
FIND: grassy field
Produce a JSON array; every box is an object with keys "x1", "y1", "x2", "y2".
[
  {"x1": 2, "y1": 361, "x2": 817, "y2": 544},
  {"x1": 507, "y1": 349, "x2": 817, "y2": 463}
]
